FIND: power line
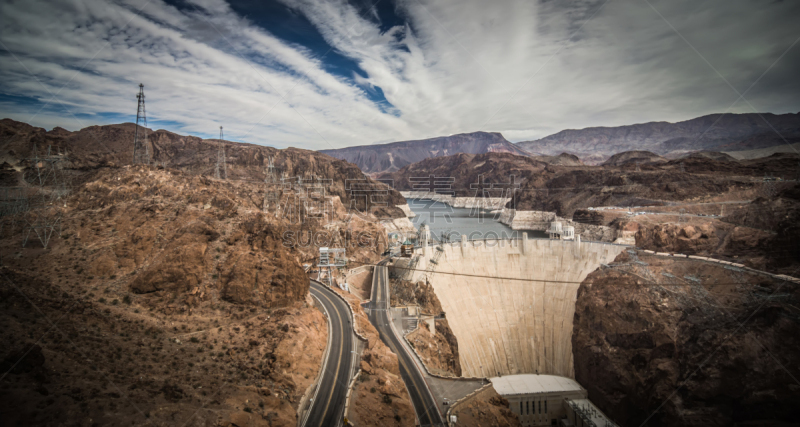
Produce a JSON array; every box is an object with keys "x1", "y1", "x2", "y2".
[{"x1": 345, "y1": 258, "x2": 798, "y2": 286}]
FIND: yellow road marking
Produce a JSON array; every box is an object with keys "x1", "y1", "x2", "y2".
[
  {"x1": 313, "y1": 288, "x2": 346, "y2": 427},
  {"x1": 374, "y1": 265, "x2": 435, "y2": 424}
]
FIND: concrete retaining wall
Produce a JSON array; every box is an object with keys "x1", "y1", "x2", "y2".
[
  {"x1": 416, "y1": 238, "x2": 626, "y2": 378},
  {"x1": 400, "y1": 191, "x2": 510, "y2": 209}
]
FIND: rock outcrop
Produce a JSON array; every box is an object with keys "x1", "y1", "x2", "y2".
[
  {"x1": 0, "y1": 118, "x2": 406, "y2": 219},
  {"x1": 573, "y1": 251, "x2": 800, "y2": 427}
]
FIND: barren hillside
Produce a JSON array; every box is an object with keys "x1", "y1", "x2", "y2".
[{"x1": 517, "y1": 112, "x2": 800, "y2": 164}]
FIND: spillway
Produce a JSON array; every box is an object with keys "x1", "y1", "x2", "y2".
[{"x1": 410, "y1": 235, "x2": 625, "y2": 378}]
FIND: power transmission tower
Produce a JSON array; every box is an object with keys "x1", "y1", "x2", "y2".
[
  {"x1": 679, "y1": 162, "x2": 685, "y2": 173},
  {"x1": 263, "y1": 156, "x2": 278, "y2": 213},
  {"x1": 215, "y1": 126, "x2": 227, "y2": 180},
  {"x1": 132, "y1": 84, "x2": 150, "y2": 165},
  {"x1": 763, "y1": 173, "x2": 776, "y2": 198},
  {"x1": 266, "y1": 156, "x2": 276, "y2": 183},
  {"x1": 635, "y1": 162, "x2": 641, "y2": 172},
  {"x1": 22, "y1": 144, "x2": 70, "y2": 248}
]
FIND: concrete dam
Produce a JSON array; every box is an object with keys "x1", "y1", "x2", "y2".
[{"x1": 408, "y1": 234, "x2": 625, "y2": 378}]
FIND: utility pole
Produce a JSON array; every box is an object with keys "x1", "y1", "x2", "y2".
[
  {"x1": 215, "y1": 126, "x2": 227, "y2": 180},
  {"x1": 132, "y1": 84, "x2": 150, "y2": 165},
  {"x1": 263, "y1": 156, "x2": 278, "y2": 213}
]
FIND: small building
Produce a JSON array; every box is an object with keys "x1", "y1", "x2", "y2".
[
  {"x1": 400, "y1": 240, "x2": 415, "y2": 257},
  {"x1": 490, "y1": 375, "x2": 587, "y2": 427},
  {"x1": 548, "y1": 222, "x2": 575, "y2": 241}
]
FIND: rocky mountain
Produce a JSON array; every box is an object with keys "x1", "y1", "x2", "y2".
[
  {"x1": 319, "y1": 131, "x2": 530, "y2": 175},
  {"x1": 0, "y1": 110, "x2": 430, "y2": 425},
  {"x1": 512, "y1": 153, "x2": 800, "y2": 217},
  {"x1": 0, "y1": 164, "x2": 410, "y2": 426},
  {"x1": 0, "y1": 119, "x2": 406, "y2": 218},
  {"x1": 378, "y1": 149, "x2": 799, "y2": 215},
  {"x1": 573, "y1": 251, "x2": 800, "y2": 426},
  {"x1": 377, "y1": 152, "x2": 547, "y2": 197},
  {"x1": 601, "y1": 150, "x2": 667, "y2": 167},
  {"x1": 517, "y1": 112, "x2": 800, "y2": 164}
]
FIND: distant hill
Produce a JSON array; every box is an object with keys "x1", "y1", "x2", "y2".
[
  {"x1": 530, "y1": 152, "x2": 583, "y2": 166},
  {"x1": 601, "y1": 151, "x2": 666, "y2": 167},
  {"x1": 679, "y1": 151, "x2": 739, "y2": 162},
  {"x1": 516, "y1": 112, "x2": 800, "y2": 164},
  {"x1": 319, "y1": 131, "x2": 529, "y2": 174},
  {"x1": 725, "y1": 142, "x2": 800, "y2": 160},
  {"x1": 377, "y1": 152, "x2": 546, "y2": 196}
]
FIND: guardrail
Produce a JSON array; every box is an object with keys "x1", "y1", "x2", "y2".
[
  {"x1": 637, "y1": 250, "x2": 800, "y2": 284},
  {"x1": 298, "y1": 283, "x2": 334, "y2": 427},
  {"x1": 314, "y1": 279, "x2": 370, "y2": 342},
  {"x1": 310, "y1": 279, "x2": 370, "y2": 426},
  {"x1": 343, "y1": 368, "x2": 362, "y2": 424}
]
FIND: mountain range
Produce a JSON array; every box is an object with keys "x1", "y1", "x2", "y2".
[
  {"x1": 321, "y1": 112, "x2": 800, "y2": 172},
  {"x1": 319, "y1": 131, "x2": 529, "y2": 174},
  {"x1": 516, "y1": 112, "x2": 800, "y2": 164}
]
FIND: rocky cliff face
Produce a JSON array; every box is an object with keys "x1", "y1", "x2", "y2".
[
  {"x1": 0, "y1": 165, "x2": 365, "y2": 426},
  {"x1": 0, "y1": 158, "x2": 400, "y2": 426},
  {"x1": 320, "y1": 131, "x2": 530, "y2": 174},
  {"x1": 389, "y1": 278, "x2": 462, "y2": 377},
  {"x1": 573, "y1": 251, "x2": 800, "y2": 427},
  {"x1": 0, "y1": 118, "x2": 406, "y2": 218},
  {"x1": 406, "y1": 319, "x2": 462, "y2": 377},
  {"x1": 511, "y1": 153, "x2": 799, "y2": 218},
  {"x1": 378, "y1": 151, "x2": 546, "y2": 196},
  {"x1": 631, "y1": 183, "x2": 800, "y2": 276},
  {"x1": 517, "y1": 112, "x2": 800, "y2": 164}
]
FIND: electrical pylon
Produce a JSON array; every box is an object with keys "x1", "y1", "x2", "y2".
[
  {"x1": 132, "y1": 84, "x2": 150, "y2": 165},
  {"x1": 215, "y1": 126, "x2": 227, "y2": 180}
]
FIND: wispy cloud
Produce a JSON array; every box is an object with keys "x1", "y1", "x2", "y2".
[{"x1": 1, "y1": 0, "x2": 798, "y2": 149}]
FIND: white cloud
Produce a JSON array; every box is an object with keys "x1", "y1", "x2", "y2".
[{"x1": 1, "y1": 0, "x2": 799, "y2": 149}]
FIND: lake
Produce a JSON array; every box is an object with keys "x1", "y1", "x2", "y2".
[{"x1": 405, "y1": 198, "x2": 547, "y2": 242}]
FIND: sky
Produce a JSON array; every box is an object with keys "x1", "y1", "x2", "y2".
[{"x1": 0, "y1": 0, "x2": 799, "y2": 150}]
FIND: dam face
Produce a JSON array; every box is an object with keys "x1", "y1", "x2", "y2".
[{"x1": 412, "y1": 237, "x2": 625, "y2": 378}]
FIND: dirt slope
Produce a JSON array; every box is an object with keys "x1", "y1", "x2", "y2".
[{"x1": 0, "y1": 164, "x2": 392, "y2": 426}]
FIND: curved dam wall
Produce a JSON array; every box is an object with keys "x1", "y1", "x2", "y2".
[{"x1": 412, "y1": 237, "x2": 625, "y2": 378}]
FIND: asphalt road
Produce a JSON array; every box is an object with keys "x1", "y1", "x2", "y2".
[
  {"x1": 367, "y1": 259, "x2": 445, "y2": 427},
  {"x1": 304, "y1": 280, "x2": 355, "y2": 427}
]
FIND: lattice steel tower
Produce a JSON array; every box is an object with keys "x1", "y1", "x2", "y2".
[
  {"x1": 215, "y1": 126, "x2": 227, "y2": 180},
  {"x1": 132, "y1": 84, "x2": 150, "y2": 165}
]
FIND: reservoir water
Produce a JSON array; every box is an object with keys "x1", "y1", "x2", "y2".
[{"x1": 405, "y1": 198, "x2": 547, "y2": 242}]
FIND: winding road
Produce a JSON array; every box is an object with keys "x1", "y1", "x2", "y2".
[
  {"x1": 367, "y1": 259, "x2": 445, "y2": 426},
  {"x1": 303, "y1": 280, "x2": 356, "y2": 427}
]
